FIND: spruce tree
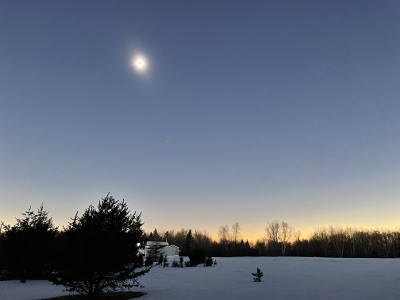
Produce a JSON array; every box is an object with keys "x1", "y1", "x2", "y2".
[
  {"x1": 51, "y1": 194, "x2": 149, "y2": 299},
  {"x1": 2, "y1": 205, "x2": 57, "y2": 281},
  {"x1": 185, "y1": 229, "x2": 194, "y2": 255},
  {"x1": 252, "y1": 268, "x2": 264, "y2": 282},
  {"x1": 157, "y1": 253, "x2": 164, "y2": 265},
  {"x1": 162, "y1": 256, "x2": 169, "y2": 268},
  {"x1": 204, "y1": 257, "x2": 213, "y2": 267}
]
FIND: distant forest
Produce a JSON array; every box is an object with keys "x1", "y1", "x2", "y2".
[{"x1": 145, "y1": 221, "x2": 400, "y2": 259}]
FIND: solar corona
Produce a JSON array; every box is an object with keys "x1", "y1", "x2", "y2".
[{"x1": 132, "y1": 55, "x2": 147, "y2": 73}]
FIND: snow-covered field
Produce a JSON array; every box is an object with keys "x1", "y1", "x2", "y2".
[{"x1": 2, "y1": 257, "x2": 400, "y2": 300}]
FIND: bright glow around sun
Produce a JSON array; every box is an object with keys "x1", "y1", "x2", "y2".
[
  {"x1": 131, "y1": 55, "x2": 148, "y2": 73},
  {"x1": 136, "y1": 59, "x2": 144, "y2": 67}
]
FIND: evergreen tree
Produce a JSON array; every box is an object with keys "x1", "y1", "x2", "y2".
[
  {"x1": 185, "y1": 229, "x2": 194, "y2": 255},
  {"x1": 2, "y1": 205, "x2": 57, "y2": 281},
  {"x1": 157, "y1": 253, "x2": 164, "y2": 265},
  {"x1": 145, "y1": 257, "x2": 154, "y2": 267},
  {"x1": 252, "y1": 268, "x2": 264, "y2": 282},
  {"x1": 0, "y1": 221, "x2": 6, "y2": 274},
  {"x1": 162, "y1": 256, "x2": 169, "y2": 268},
  {"x1": 188, "y1": 246, "x2": 206, "y2": 266},
  {"x1": 51, "y1": 194, "x2": 149, "y2": 299},
  {"x1": 179, "y1": 256, "x2": 184, "y2": 268},
  {"x1": 171, "y1": 259, "x2": 180, "y2": 268},
  {"x1": 204, "y1": 257, "x2": 213, "y2": 267},
  {"x1": 151, "y1": 229, "x2": 162, "y2": 241}
]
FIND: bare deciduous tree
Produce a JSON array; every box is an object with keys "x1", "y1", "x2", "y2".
[
  {"x1": 231, "y1": 222, "x2": 241, "y2": 255},
  {"x1": 266, "y1": 221, "x2": 279, "y2": 243},
  {"x1": 265, "y1": 220, "x2": 296, "y2": 256},
  {"x1": 218, "y1": 225, "x2": 230, "y2": 254},
  {"x1": 279, "y1": 221, "x2": 295, "y2": 256},
  {"x1": 346, "y1": 227, "x2": 356, "y2": 257},
  {"x1": 354, "y1": 230, "x2": 373, "y2": 258},
  {"x1": 194, "y1": 229, "x2": 213, "y2": 249},
  {"x1": 265, "y1": 220, "x2": 280, "y2": 255},
  {"x1": 311, "y1": 228, "x2": 330, "y2": 257},
  {"x1": 329, "y1": 226, "x2": 347, "y2": 258},
  {"x1": 218, "y1": 225, "x2": 230, "y2": 244}
]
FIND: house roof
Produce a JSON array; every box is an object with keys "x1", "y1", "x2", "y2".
[{"x1": 146, "y1": 241, "x2": 169, "y2": 246}]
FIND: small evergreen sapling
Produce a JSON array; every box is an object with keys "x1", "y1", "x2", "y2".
[
  {"x1": 204, "y1": 257, "x2": 213, "y2": 267},
  {"x1": 252, "y1": 268, "x2": 264, "y2": 282},
  {"x1": 179, "y1": 256, "x2": 184, "y2": 268},
  {"x1": 163, "y1": 256, "x2": 169, "y2": 268},
  {"x1": 145, "y1": 257, "x2": 154, "y2": 267},
  {"x1": 172, "y1": 259, "x2": 180, "y2": 268},
  {"x1": 157, "y1": 254, "x2": 164, "y2": 266}
]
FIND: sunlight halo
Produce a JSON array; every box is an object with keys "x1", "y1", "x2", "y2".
[{"x1": 131, "y1": 55, "x2": 148, "y2": 73}]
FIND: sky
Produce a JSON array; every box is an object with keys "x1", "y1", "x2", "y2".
[{"x1": 1, "y1": 0, "x2": 399, "y2": 241}]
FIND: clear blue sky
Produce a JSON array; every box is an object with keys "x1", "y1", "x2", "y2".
[{"x1": 1, "y1": 0, "x2": 399, "y2": 240}]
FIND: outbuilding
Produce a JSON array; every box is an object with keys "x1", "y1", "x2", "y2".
[{"x1": 140, "y1": 241, "x2": 180, "y2": 258}]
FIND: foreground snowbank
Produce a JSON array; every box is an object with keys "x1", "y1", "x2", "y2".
[{"x1": 1, "y1": 257, "x2": 400, "y2": 300}]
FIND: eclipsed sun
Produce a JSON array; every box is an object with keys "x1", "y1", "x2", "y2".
[
  {"x1": 132, "y1": 55, "x2": 148, "y2": 73},
  {"x1": 136, "y1": 59, "x2": 144, "y2": 68}
]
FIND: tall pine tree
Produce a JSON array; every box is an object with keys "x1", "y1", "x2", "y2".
[
  {"x1": 52, "y1": 194, "x2": 149, "y2": 299},
  {"x1": 185, "y1": 229, "x2": 194, "y2": 255}
]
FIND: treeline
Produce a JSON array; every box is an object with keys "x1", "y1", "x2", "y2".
[
  {"x1": 292, "y1": 227, "x2": 400, "y2": 258},
  {"x1": 146, "y1": 221, "x2": 400, "y2": 258},
  {"x1": 2, "y1": 204, "x2": 400, "y2": 287}
]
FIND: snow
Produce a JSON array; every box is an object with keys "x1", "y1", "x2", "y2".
[
  {"x1": 1, "y1": 257, "x2": 400, "y2": 300},
  {"x1": 0, "y1": 280, "x2": 70, "y2": 300}
]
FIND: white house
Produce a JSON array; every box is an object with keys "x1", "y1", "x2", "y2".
[
  {"x1": 163, "y1": 244, "x2": 180, "y2": 256},
  {"x1": 140, "y1": 241, "x2": 180, "y2": 258}
]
